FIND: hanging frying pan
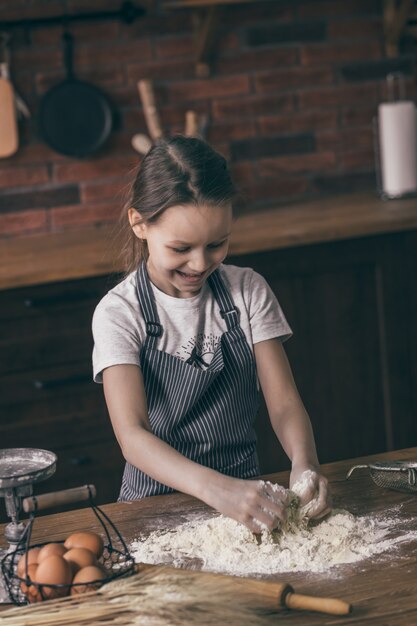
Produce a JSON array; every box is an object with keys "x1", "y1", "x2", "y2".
[{"x1": 38, "y1": 32, "x2": 113, "y2": 158}]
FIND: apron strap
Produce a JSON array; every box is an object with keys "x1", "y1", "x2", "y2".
[
  {"x1": 136, "y1": 263, "x2": 240, "y2": 343},
  {"x1": 135, "y1": 262, "x2": 163, "y2": 348},
  {"x1": 208, "y1": 269, "x2": 240, "y2": 331}
]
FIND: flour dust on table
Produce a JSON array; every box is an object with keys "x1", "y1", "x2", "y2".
[{"x1": 129, "y1": 482, "x2": 417, "y2": 576}]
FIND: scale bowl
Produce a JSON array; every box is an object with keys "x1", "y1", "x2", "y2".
[{"x1": 0, "y1": 448, "x2": 57, "y2": 490}]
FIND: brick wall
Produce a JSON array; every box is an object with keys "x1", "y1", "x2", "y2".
[{"x1": 0, "y1": 0, "x2": 415, "y2": 239}]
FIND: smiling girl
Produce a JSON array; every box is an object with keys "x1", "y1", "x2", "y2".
[{"x1": 92, "y1": 136, "x2": 331, "y2": 532}]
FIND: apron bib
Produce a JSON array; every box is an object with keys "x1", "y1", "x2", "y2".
[{"x1": 119, "y1": 262, "x2": 260, "y2": 500}]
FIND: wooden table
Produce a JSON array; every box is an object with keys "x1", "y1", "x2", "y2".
[{"x1": 1, "y1": 446, "x2": 417, "y2": 624}]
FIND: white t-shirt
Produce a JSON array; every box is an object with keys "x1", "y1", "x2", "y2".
[{"x1": 92, "y1": 263, "x2": 292, "y2": 383}]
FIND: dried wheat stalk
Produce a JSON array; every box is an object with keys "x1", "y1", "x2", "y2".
[{"x1": 0, "y1": 567, "x2": 277, "y2": 626}]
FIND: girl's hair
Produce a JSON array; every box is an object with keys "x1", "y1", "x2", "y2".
[{"x1": 120, "y1": 135, "x2": 237, "y2": 274}]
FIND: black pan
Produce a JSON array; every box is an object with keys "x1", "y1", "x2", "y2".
[{"x1": 38, "y1": 32, "x2": 113, "y2": 158}]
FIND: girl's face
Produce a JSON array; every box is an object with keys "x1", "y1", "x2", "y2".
[{"x1": 130, "y1": 203, "x2": 233, "y2": 298}]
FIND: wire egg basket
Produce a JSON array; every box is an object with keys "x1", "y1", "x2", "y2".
[{"x1": 1, "y1": 489, "x2": 135, "y2": 605}]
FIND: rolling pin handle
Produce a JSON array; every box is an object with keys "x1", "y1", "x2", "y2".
[
  {"x1": 284, "y1": 591, "x2": 352, "y2": 615},
  {"x1": 22, "y1": 484, "x2": 97, "y2": 513}
]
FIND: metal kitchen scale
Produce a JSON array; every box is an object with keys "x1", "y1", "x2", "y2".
[{"x1": 0, "y1": 447, "x2": 57, "y2": 603}]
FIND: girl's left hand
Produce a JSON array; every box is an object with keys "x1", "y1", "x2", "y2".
[{"x1": 289, "y1": 465, "x2": 331, "y2": 520}]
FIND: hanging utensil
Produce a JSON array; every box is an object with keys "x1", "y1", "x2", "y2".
[
  {"x1": 137, "y1": 79, "x2": 163, "y2": 141},
  {"x1": 0, "y1": 33, "x2": 18, "y2": 158},
  {"x1": 38, "y1": 31, "x2": 113, "y2": 157},
  {"x1": 131, "y1": 132, "x2": 152, "y2": 155}
]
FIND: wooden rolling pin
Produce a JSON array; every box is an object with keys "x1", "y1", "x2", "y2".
[
  {"x1": 138, "y1": 564, "x2": 352, "y2": 616},
  {"x1": 234, "y1": 577, "x2": 351, "y2": 615},
  {"x1": 22, "y1": 485, "x2": 97, "y2": 513},
  {"x1": 137, "y1": 79, "x2": 163, "y2": 141}
]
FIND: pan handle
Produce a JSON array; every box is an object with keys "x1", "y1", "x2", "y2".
[{"x1": 62, "y1": 31, "x2": 74, "y2": 80}]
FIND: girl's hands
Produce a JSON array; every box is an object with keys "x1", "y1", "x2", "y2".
[
  {"x1": 289, "y1": 465, "x2": 331, "y2": 520},
  {"x1": 204, "y1": 475, "x2": 290, "y2": 533}
]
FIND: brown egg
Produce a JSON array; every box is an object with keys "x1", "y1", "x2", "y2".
[
  {"x1": 37, "y1": 543, "x2": 67, "y2": 562},
  {"x1": 33, "y1": 555, "x2": 72, "y2": 600},
  {"x1": 63, "y1": 547, "x2": 97, "y2": 574},
  {"x1": 64, "y1": 532, "x2": 104, "y2": 558},
  {"x1": 71, "y1": 565, "x2": 107, "y2": 595},
  {"x1": 27, "y1": 583, "x2": 43, "y2": 604},
  {"x1": 20, "y1": 563, "x2": 38, "y2": 597},
  {"x1": 17, "y1": 548, "x2": 41, "y2": 577}
]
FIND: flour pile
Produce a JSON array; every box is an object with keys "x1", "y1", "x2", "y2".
[{"x1": 130, "y1": 506, "x2": 417, "y2": 575}]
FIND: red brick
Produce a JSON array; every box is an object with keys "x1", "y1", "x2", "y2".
[
  {"x1": 108, "y1": 85, "x2": 143, "y2": 108},
  {"x1": 222, "y1": 3, "x2": 294, "y2": 26},
  {"x1": 259, "y1": 110, "x2": 338, "y2": 134},
  {"x1": 124, "y1": 108, "x2": 171, "y2": 134},
  {"x1": 238, "y1": 176, "x2": 310, "y2": 210},
  {"x1": 0, "y1": 209, "x2": 47, "y2": 236},
  {"x1": 51, "y1": 201, "x2": 121, "y2": 230},
  {"x1": 212, "y1": 142, "x2": 231, "y2": 161},
  {"x1": 120, "y1": 11, "x2": 194, "y2": 38},
  {"x1": 328, "y1": 17, "x2": 383, "y2": 40},
  {"x1": 258, "y1": 152, "x2": 337, "y2": 176},
  {"x1": 207, "y1": 121, "x2": 257, "y2": 143},
  {"x1": 298, "y1": 83, "x2": 380, "y2": 109},
  {"x1": 0, "y1": 2, "x2": 63, "y2": 22},
  {"x1": 102, "y1": 132, "x2": 141, "y2": 155},
  {"x1": 230, "y1": 162, "x2": 256, "y2": 185},
  {"x1": 213, "y1": 93, "x2": 294, "y2": 120},
  {"x1": 127, "y1": 59, "x2": 195, "y2": 84},
  {"x1": 341, "y1": 106, "x2": 376, "y2": 127},
  {"x1": 316, "y1": 128, "x2": 373, "y2": 152},
  {"x1": 218, "y1": 48, "x2": 298, "y2": 76},
  {"x1": 13, "y1": 48, "x2": 62, "y2": 71},
  {"x1": 0, "y1": 165, "x2": 50, "y2": 190},
  {"x1": 299, "y1": 0, "x2": 380, "y2": 18},
  {"x1": 255, "y1": 66, "x2": 333, "y2": 94},
  {"x1": 81, "y1": 179, "x2": 132, "y2": 204},
  {"x1": 300, "y1": 41, "x2": 382, "y2": 66},
  {"x1": 155, "y1": 31, "x2": 237, "y2": 60},
  {"x1": 155, "y1": 34, "x2": 197, "y2": 59},
  {"x1": 75, "y1": 40, "x2": 152, "y2": 68},
  {"x1": 36, "y1": 67, "x2": 125, "y2": 94},
  {"x1": 4, "y1": 142, "x2": 68, "y2": 165},
  {"x1": 164, "y1": 75, "x2": 250, "y2": 102},
  {"x1": 124, "y1": 101, "x2": 211, "y2": 133},
  {"x1": 31, "y1": 21, "x2": 119, "y2": 46},
  {"x1": 340, "y1": 150, "x2": 375, "y2": 169},
  {"x1": 53, "y1": 156, "x2": 136, "y2": 184}
]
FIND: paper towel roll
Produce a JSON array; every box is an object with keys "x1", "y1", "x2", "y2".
[{"x1": 378, "y1": 101, "x2": 417, "y2": 198}]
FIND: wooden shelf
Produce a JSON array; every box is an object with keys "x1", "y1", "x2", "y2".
[
  {"x1": 163, "y1": 0, "x2": 274, "y2": 7},
  {"x1": 1, "y1": 192, "x2": 417, "y2": 291}
]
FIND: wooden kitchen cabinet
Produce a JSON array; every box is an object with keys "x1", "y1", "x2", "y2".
[
  {"x1": 229, "y1": 230, "x2": 417, "y2": 473},
  {"x1": 0, "y1": 274, "x2": 125, "y2": 522}
]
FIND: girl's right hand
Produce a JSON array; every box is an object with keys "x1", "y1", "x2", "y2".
[{"x1": 204, "y1": 475, "x2": 290, "y2": 533}]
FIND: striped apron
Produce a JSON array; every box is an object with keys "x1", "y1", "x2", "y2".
[{"x1": 119, "y1": 261, "x2": 260, "y2": 500}]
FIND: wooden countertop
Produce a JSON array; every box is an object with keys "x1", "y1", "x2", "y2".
[
  {"x1": 1, "y1": 192, "x2": 417, "y2": 291},
  {"x1": 1, "y1": 447, "x2": 417, "y2": 624}
]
